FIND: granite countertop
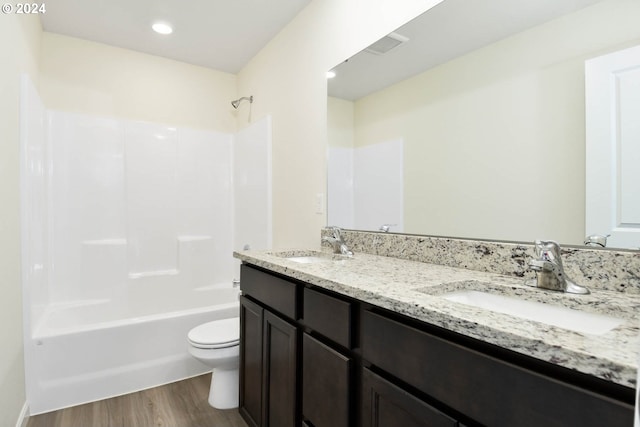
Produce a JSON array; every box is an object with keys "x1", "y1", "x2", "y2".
[{"x1": 234, "y1": 249, "x2": 640, "y2": 389}]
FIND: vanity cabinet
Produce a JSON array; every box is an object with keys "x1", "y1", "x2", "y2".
[
  {"x1": 239, "y1": 265, "x2": 353, "y2": 427},
  {"x1": 361, "y1": 309, "x2": 634, "y2": 427},
  {"x1": 239, "y1": 263, "x2": 634, "y2": 427},
  {"x1": 239, "y1": 264, "x2": 299, "y2": 427}
]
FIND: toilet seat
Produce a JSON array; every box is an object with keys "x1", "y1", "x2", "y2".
[{"x1": 188, "y1": 317, "x2": 240, "y2": 349}]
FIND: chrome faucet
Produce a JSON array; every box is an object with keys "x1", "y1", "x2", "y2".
[
  {"x1": 323, "y1": 226, "x2": 354, "y2": 256},
  {"x1": 584, "y1": 234, "x2": 608, "y2": 247},
  {"x1": 379, "y1": 224, "x2": 396, "y2": 232},
  {"x1": 528, "y1": 240, "x2": 589, "y2": 294}
]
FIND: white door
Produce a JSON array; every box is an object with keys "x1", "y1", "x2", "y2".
[{"x1": 585, "y1": 44, "x2": 640, "y2": 249}]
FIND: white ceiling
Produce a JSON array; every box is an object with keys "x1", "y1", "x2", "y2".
[
  {"x1": 40, "y1": 0, "x2": 311, "y2": 74},
  {"x1": 328, "y1": 0, "x2": 603, "y2": 100}
]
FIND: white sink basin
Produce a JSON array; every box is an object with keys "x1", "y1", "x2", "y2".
[
  {"x1": 442, "y1": 290, "x2": 625, "y2": 335},
  {"x1": 269, "y1": 250, "x2": 351, "y2": 264},
  {"x1": 287, "y1": 256, "x2": 330, "y2": 264}
]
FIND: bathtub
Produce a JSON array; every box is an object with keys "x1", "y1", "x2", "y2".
[{"x1": 25, "y1": 285, "x2": 239, "y2": 415}]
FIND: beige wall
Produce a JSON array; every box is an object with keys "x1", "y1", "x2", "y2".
[
  {"x1": 237, "y1": 0, "x2": 442, "y2": 248},
  {"x1": 327, "y1": 97, "x2": 354, "y2": 149},
  {"x1": 0, "y1": 13, "x2": 41, "y2": 427},
  {"x1": 350, "y1": 0, "x2": 640, "y2": 244},
  {"x1": 40, "y1": 33, "x2": 238, "y2": 133}
]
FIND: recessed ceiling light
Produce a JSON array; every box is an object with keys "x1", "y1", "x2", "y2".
[
  {"x1": 152, "y1": 22, "x2": 173, "y2": 35},
  {"x1": 326, "y1": 70, "x2": 336, "y2": 79}
]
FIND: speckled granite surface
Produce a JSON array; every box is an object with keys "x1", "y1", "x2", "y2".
[
  {"x1": 234, "y1": 236, "x2": 640, "y2": 388},
  {"x1": 330, "y1": 229, "x2": 640, "y2": 294}
]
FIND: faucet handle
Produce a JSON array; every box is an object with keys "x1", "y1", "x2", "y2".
[
  {"x1": 534, "y1": 240, "x2": 562, "y2": 261},
  {"x1": 326, "y1": 226, "x2": 343, "y2": 240}
]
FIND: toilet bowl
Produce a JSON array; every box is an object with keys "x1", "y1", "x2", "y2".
[{"x1": 187, "y1": 317, "x2": 240, "y2": 409}]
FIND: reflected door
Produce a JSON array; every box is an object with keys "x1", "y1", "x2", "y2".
[{"x1": 586, "y1": 44, "x2": 640, "y2": 249}]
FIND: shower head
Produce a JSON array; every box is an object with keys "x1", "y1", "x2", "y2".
[{"x1": 231, "y1": 96, "x2": 253, "y2": 109}]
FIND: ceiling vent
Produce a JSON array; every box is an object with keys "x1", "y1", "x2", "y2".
[{"x1": 365, "y1": 32, "x2": 409, "y2": 55}]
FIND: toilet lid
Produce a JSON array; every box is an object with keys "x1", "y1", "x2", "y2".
[{"x1": 188, "y1": 317, "x2": 239, "y2": 349}]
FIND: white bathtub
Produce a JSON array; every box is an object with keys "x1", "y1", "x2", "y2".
[{"x1": 25, "y1": 286, "x2": 239, "y2": 415}]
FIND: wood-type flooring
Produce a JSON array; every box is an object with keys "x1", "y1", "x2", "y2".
[{"x1": 27, "y1": 374, "x2": 248, "y2": 427}]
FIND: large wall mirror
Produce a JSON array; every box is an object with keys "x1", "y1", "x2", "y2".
[{"x1": 327, "y1": 0, "x2": 640, "y2": 250}]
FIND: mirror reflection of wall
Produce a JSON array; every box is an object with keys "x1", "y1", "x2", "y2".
[
  {"x1": 327, "y1": 98, "x2": 404, "y2": 232},
  {"x1": 327, "y1": 0, "x2": 640, "y2": 249}
]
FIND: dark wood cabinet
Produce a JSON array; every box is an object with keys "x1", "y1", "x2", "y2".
[
  {"x1": 239, "y1": 286, "x2": 298, "y2": 427},
  {"x1": 361, "y1": 309, "x2": 634, "y2": 427},
  {"x1": 240, "y1": 263, "x2": 635, "y2": 427},
  {"x1": 240, "y1": 265, "x2": 354, "y2": 427},
  {"x1": 362, "y1": 368, "x2": 459, "y2": 427},
  {"x1": 241, "y1": 265, "x2": 297, "y2": 320},
  {"x1": 262, "y1": 311, "x2": 297, "y2": 427},
  {"x1": 302, "y1": 333, "x2": 351, "y2": 427},
  {"x1": 302, "y1": 287, "x2": 352, "y2": 348},
  {"x1": 239, "y1": 296, "x2": 263, "y2": 427}
]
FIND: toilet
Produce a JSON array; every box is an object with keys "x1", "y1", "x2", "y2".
[{"x1": 187, "y1": 317, "x2": 240, "y2": 409}]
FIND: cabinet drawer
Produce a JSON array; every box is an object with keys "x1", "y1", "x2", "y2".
[
  {"x1": 362, "y1": 368, "x2": 458, "y2": 427},
  {"x1": 241, "y1": 265, "x2": 297, "y2": 319},
  {"x1": 362, "y1": 310, "x2": 633, "y2": 427},
  {"x1": 302, "y1": 287, "x2": 352, "y2": 348}
]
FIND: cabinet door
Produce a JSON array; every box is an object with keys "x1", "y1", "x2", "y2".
[
  {"x1": 263, "y1": 310, "x2": 298, "y2": 427},
  {"x1": 240, "y1": 296, "x2": 264, "y2": 427},
  {"x1": 302, "y1": 333, "x2": 351, "y2": 427},
  {"x1": 362, "y1": 368, "x2": 458, "y2": 427},
  {"x1": 362, "y1": 310, "x2": 634, "y2": 427}
]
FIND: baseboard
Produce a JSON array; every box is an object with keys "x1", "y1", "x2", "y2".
[{"x1": 15, "y1": 402, "x2": 29, "y2": 427}]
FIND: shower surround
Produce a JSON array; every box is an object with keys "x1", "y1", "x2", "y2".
[{"x1": 20, "y1": 76, "x2": 271, "y2": 414}]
